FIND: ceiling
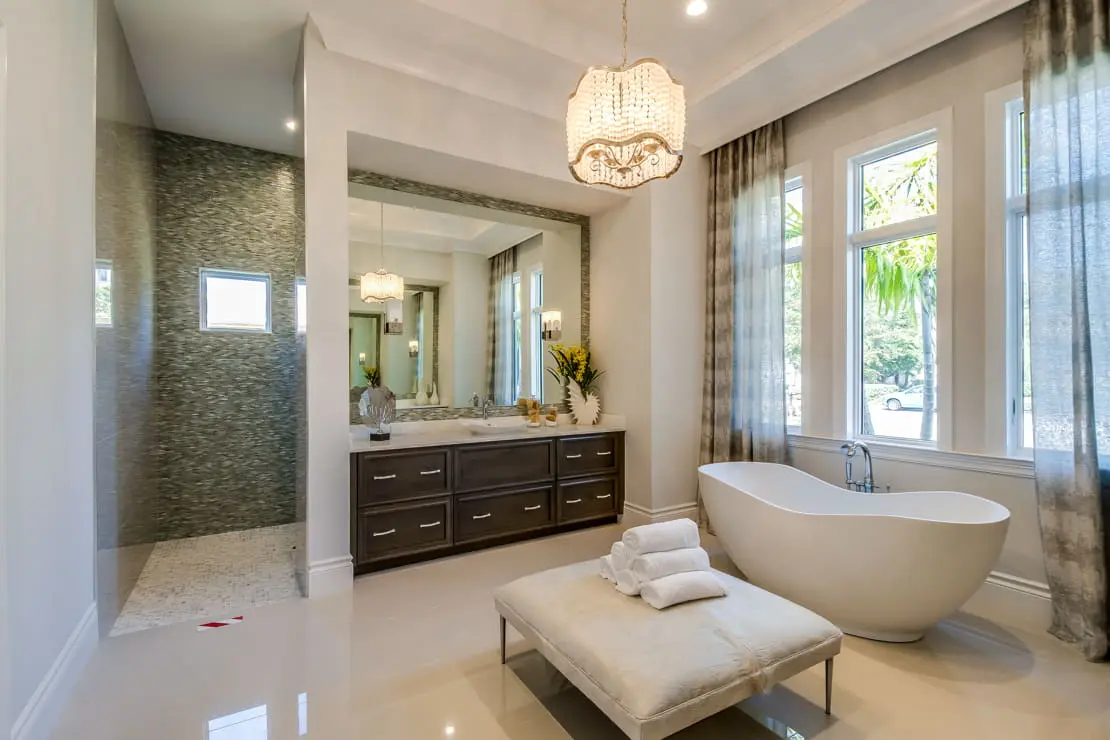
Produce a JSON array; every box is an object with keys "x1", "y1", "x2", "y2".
[
  {"x1": 349, "y1": 197, "x2": 541, "y2": 258},
  {"x1": 114, "y1": 0, "x2": 1024, "y2": 197}
]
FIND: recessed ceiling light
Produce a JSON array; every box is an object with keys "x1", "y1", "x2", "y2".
[
  {"x1": 285, "y1": 119, "x2": 298, "y2": 132},
  {"x1": 686, "y1": 0, "x2": 708, "y2": 17}
]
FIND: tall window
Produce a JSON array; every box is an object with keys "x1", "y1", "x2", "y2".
[
  {"x1": 1004, "y1": 97, "x2": 1032, "y2": 451},
  {"x1": 512, "y1": 272, "x2": 522, "y2": 400},
  {"x1": 849, "y1": 132, "x2": 939, "y2": 443},
  {"x1": 295, "y1": 278, "x2": 307, "y2": 334},
  {"x1": 530, "y1": 270, "x2": 545, "y2": 402},
  {"x1": 784, "y1": 173, "x2": 804, "y2": 430}
]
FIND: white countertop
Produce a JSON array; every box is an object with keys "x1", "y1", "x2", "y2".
[{"x1": 349, "y1": 415, "x2": 626, "y2": 453}]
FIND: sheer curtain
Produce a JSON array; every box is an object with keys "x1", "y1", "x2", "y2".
[
  {"x1": 1025, "y1": 0, "x2": 1110, "y2": 661},
  {"x1": 700, "y1": 121, "x2": 788, "y2": 479},
  {"x1": 486, "y1": 246, "x2": 517, "y2": 405}
]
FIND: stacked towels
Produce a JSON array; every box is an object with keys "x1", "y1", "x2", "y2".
[{"x1": 600, "y1": 518, "x2": 725, "y2": 610}]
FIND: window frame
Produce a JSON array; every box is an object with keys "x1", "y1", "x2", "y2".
[
  {"x1": 511, "y1": 271, "x2": 522, "y2": 400},
  {"x1": 295, "y1": 277, "x2": 307, "y2": 335},
  {"x1": 95, "y1": 258, "x2": 113, "y2": 328},
  {"x1": 985, "y1": 81, "x2": 1030, "y2": 457},
  {"x1": 834, "y1": 109, "x2": 953, "y2": 450},
  {"x1": 783, "y1": 163, "x2": 810, "y2": 434},
  {"x1": 199, "y1": 268, "x2": 272, "y2": 334}
]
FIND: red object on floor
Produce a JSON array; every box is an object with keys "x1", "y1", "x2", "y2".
[{"x1": 197, "y1": 616, "x2": 244, "y2": 631}]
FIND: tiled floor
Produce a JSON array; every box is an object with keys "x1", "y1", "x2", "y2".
[
  {"x1": 109, "y1": 524, "x2": 301, "y2": 636},
  {"x1": 56, "y1": 524, "x2": 1110, "y2": 739}
]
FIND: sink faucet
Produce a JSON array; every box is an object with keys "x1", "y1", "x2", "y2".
[
  {"x1": 482, "y1": 397, "x2": 494, "y2": 420},
  {"x1": 840, "y1": 440, "x2": 875, "y2": 493}
]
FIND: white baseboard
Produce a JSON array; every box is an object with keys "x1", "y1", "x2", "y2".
[
  {"x1": 962, "y1": 570, "x2": 1052, "y2": 633},
  {"x1": 12, "y1": 601, "x2": 98, "y2": 740},
  {"x1": 623, "y1": 502, "x2": 699, "y2": 528},
  {"x1": 307, "y1": 556, "x2": 353, "y2": 597}
]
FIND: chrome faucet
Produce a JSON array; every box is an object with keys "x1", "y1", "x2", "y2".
[
  {"x1": 482, "y1": 397, "x2": 494, "y2": 420},
  {"x1": 840, "y1": 440, "x2": 875, "y2": 493}
]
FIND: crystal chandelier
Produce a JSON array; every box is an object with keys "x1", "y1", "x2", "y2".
[
  {"x1": 360, "y1": 202, "x2": 405, "y2": 303},
  {"x1": 567, "y1": 0, "x2": 685, "y2": 190}
]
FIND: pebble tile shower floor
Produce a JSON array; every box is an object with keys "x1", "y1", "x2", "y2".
[{"x1": 109, "y1": 523, "x2": 301, "y2": 636}]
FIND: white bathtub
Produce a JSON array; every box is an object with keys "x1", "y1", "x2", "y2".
[{"x1": 698, "y1": 462, "x2": 1010, "y2": 642}]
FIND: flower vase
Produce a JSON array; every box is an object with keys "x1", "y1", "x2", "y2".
[{"x1": 567, "y1": 382, "x2": 601, "y2": 426}]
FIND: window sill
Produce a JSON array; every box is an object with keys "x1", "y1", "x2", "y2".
[{"x1": 788, "y1": 434, "x2": 1035, "y2": 479}]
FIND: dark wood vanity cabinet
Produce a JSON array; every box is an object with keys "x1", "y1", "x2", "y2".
[{"x1": 351, "y1": 432, "x2": 624, "y2": 574}]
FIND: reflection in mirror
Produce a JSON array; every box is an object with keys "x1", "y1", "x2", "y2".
[{"x1": 348, "y1": 193, "x2": 582, "y2": 410}]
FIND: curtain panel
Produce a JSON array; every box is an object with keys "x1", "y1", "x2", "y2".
[
  {"x1": 1025, "y1": 0, "x2": 1110, "y2": 661},
  {"x1": 700, "y1": 120, "x2": 788, "y2": 475},
  {"x1": 486, "y1": 246, "x2": 518, "y2": 405}
]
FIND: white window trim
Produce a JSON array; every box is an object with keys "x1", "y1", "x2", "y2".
[
  {"x1": 530, "y1": 269, "x2": 544, "y2": 401},
  {"x1": 784, "y1": 162, "x2": 812, "y2": 435},
  {"x1": 833, "y1": 108, "x2": 954, "y2": 450},
  {"x1": 984, "y1": 81, "x2": 1029, "y2": 458},
  {"x1": 199, "y1": 268, "x2": 272, "y2": 333}
]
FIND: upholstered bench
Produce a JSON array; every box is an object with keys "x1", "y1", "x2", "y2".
[{"x1": 494, "y1": 560, "x2": 843, "y2": 740}]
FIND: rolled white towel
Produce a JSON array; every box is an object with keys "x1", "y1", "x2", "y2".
[
  {"x1": 615, "y1": 569, "x2": 640, "y2": 596},
  {"x1": 599, "y1": 554, "x2": 617, "y2": 581},
  {"x1": 630, "y1": 547, "x2": 710, "y2": 583},
  {"x1": 640, "y1": 571, "x2": 726, "y2": 610},
  {"x1": 622, "y1": 518, "x2": 700, "y2": 556},
  {"x1": 610, "y1": 541, "x2": 630, "y2": 571}
]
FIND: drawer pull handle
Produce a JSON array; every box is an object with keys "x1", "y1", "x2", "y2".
[
  {"x1": 596, "y1": 451, "x2": 612, "y2": 457},
  {"x1": 372, "y1": 528, "x2": 396, "y2": 537},
  {"x1": 566, "y1": 454, "x2": 583, "y2": 459},
  {"x1": 596, "y1": 494, "x2": 612, "y2": 500},
  {"x1": 566, "y1": 498, "x2": 583, "y2": 504},
  {"x1": 419, "y1": 469, "x2": 442, "y2": 476},
  {"x1": 419, "y1": 521, "x2": 442, "y2": 529},
  {"x1": 524, "y1": 505, "x2": 542, "y2": 512},
  {"x1": 472, "y1": 513, "x2": 492, "y2": 520},
  {"x1": 373, "y1": 474, "x2": 397, "y2": 481}
]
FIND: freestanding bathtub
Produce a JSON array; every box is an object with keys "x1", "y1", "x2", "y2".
[{"x1": 698, "y1": 462, "x2": 1010, "y2": 642}]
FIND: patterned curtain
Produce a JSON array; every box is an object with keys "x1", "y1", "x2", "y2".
[
  {"x1": 1025, "y1": 0, "x2": 1110, "y2": 661},
  {"x1": 486, "y1": 246, "x2": 517, "y2": 405},
  {"x1": 700, "y1": 121, "x2": 788, "y2": 487}
]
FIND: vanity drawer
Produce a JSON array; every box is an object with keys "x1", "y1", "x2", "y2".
[
  {"x1": 455, "y1": 440, "x2": 555, "y2": 492},
  {"x1": 454, "y1": 486, "x2": 554, "y2": 543},
  {"x1": 557, "y1": 435, "x2": 619, "y2": 477},
  {"x1": 358, "y1": 448, "x2": 451, "y2": 505},
  {"x1": 356, "y1": 498, "x2": 451, "y2": 562},
  {"x1": 557, "y1": 476, "x2": 618, "y2": 523}
]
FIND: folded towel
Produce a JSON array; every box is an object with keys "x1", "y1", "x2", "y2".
[
  {"x1": 614, "y1": 569, "x2": 640, "y2": 596},
  {"x1": 622, "y1": 518, "x2": 700, "y2": 556},
  {"x1": 640, "y1": 571, "x2": 726, "y2": 610},
  {"x1": 610, "y1": 541, "x2": 630, "y2": 571},
  {"x1": 599, "y1": 554, "x2": 617, "y2": 581},
  {"x1": 630, "y1": 546, "x2": 711, "y2": 583}
]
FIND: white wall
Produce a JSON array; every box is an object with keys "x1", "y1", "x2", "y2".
[
  {"x1": 782, "y1": 9, "x2": 1047, "y2": 628},
  {"x1": 1, "y1": 0, "x2": 98, "y2": 737},
  {"x1": 301, "y1": 19, "x2": 354, "y2": 596},
  {"x1": 539, "y1": 226, "x2": 582, "y2": 403}
]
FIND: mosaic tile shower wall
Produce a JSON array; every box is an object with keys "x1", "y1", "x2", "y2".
[{"x1": 155, "y1": 133, "x2": 302, "y2": 540}]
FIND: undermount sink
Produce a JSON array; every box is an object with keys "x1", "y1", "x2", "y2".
[{"x1": 458, "y1": 418, "x2": 531, "y2": 436}]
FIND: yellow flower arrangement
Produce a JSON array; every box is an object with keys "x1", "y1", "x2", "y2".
[{"x1": 547, "y1": 344, "x2": 604, "y2": 393}]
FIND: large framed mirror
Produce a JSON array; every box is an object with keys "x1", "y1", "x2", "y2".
[{"x1": 347, "y1": 170, "x2": 589, "y2": 422}]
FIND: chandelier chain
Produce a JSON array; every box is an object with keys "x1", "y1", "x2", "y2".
[
  {"x1": 621, "y1": 0, "x2": 629, "y2": 67},
  {"x1": 379, "y1": 201, "x2": 386, "y2": 268}
]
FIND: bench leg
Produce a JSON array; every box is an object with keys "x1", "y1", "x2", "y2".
[
  {"x1": 500, "y1": 616, "x2": 507, "y2": 665},
  {"x1": 825, "y1": 658, "x2": 834, "y2": 715}
]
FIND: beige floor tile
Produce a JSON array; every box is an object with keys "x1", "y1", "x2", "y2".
[{"x1": 53, "y1": 524, "x2": 1110, "y2": 740}]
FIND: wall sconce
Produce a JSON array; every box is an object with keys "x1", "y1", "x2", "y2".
[
  {"x1": 384, "y1": 299, "x2": 404, "y2": 335},
  {"x1": 541, "y1": 310, "x2": 562, "y2": 342},
  {"x1": 358, "y1": 352, "x2": 367, "y2": 364},
  {"x1": 408, "y1": 340, "x2": 419, "y2": 357}
]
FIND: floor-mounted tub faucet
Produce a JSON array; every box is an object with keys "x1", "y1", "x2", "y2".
[{"x1": 840, "y1": 440, "x2": 876, "y2": 493}]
